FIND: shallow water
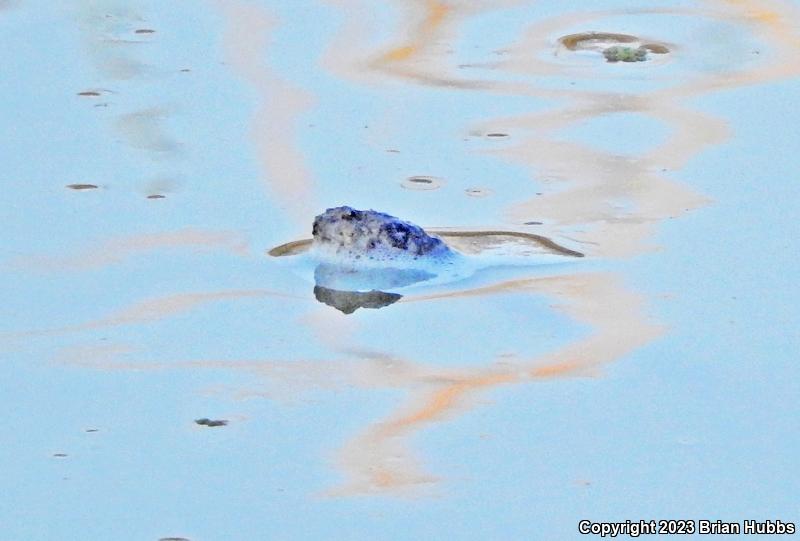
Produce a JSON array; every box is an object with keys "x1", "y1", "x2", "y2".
[{"x1": 1, "y1": 0, "x2": 799, "y2": 539}]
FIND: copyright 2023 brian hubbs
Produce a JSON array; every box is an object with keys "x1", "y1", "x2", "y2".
[{"x1": 579, "y1": 519, "x2": 796, "y2": 537}]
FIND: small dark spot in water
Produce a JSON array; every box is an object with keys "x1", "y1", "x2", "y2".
[
  {"x1": 85, "y1": 428, "x2": 99, "y2": 433},
  {"x1": 94, "y1": 103, "x2": 109, "y2": 108},
  {"x1": 180, "y1": 68, "x2": 191, "y2": 72},
  {"x1": 53, "y1": 453, "x2": 68, "y2": 458},
  {"x1": 386, "y1": 149, "x2": 400, "y2": 153},
  {"x1": 536, "y1": 192, "x2": 543, "y2": 195},
  {"x1": 77, "y1": 91, "x2": 101, "y2": 97},
  {"x1": 135, "y1": 29, "x2": 155, "y2": 34},
  {"x1": 66, "y1": 184, "x2": 98, "y2": 190},
  {"x1": 402, "y1": 175, "x2": 444, "y2": 190},
  {"x1": 147, "y1": 194, "x2": 165, "y2": 199},
  {"x1": 195, "y1": 418, "x2": 227, "y2": 427},
  {"x1": 159, "y1": 538, "x2": 191, "y2": 541},
  {"x1": 465, "y1": 187, "x2": 492, "y2": 198},
  {"x1": 486, "y1": 133, "x2": 508, "y2": 138},
  {"x1": 524, "y1": 221, "x2": 543, "y2": 225}
]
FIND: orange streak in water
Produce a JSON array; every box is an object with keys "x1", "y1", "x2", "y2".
[
  {"x1": 328, "y1": 273, "x2": 663, "y2": 495},
  {"x1": 48, "y1": 0, "x2": 800, "y2": 498},
  {"x1": 723, "y1": 0, "x2": 780, "y2": 23},
  {"x1": 723, "y1": 0, "x2": 799, "y2": 44},
  {"x1": 381, "y1": 1, "x2": 451, "y2": 62},
  {"x1": 331, "y1": 374, "x2": 523, "y2": 495},
  {"x1": 382, "y1": 373, "x2": 514, "y2": 430},
  {"x1": 11, "y1": 229, "x2": 249, "y2": 271},
  {"x1": 530, "y1": 361, "x2": 582, "y2": 378},
  {"x1": 216, "y1": 1, "x2": 317, "y2": 226},
  {"x1": 2, "y1": 289, "x2": 305, "y2": 341}
]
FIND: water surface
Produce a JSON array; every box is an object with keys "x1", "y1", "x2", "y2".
[{"x1": 1, "y1": 0, "x2": 798, "y2": 539}]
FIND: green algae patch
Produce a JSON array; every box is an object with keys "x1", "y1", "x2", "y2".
[{"x1": 603, "y1": 46, "x2": 648, "y2": 63}]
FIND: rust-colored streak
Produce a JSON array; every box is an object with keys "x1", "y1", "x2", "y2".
[
  {"x1": 315, "y1": 0, "x2": 800, "y2": 487},
  {"x1": 215, "y1": 0, "x2": 317, "y2": 226},
  {"x1": 83, "y1": 291, "x2": 275, "y2": 328},
  {"x1": 50, "y1": 274, "x2": 659, "y2": 496},
  {"x1": 330, "y1": 273, "x2": 663, "y2": 494},
  {"x1": 3, "y1": 289, "x2": 304, "y2": 342},
  {"x1": 384, "y1": 373, "x2": 515, "y2": 431},
  {"x1": 383, "y1": 45, "x2": 416, "y2": 63},
  {"x1": 44, "y1": 0, "x2": 800, "y2": 499},
  {"x1": 12, "y1": 229, "x2": 249, "y2": 271},
  {"x1": 381, "y1": 1, "x2": 451, "y2": 63},
  {"x1": 530, "y1": 361, "x2": 583, "y2": 378},
  {"x1": 358, "y1": 0, "x2": 516, "y2": 89}
]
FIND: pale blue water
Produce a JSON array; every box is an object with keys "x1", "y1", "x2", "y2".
[{"x1": 1, "y1": 0, "x2": 798, "y2": 539}]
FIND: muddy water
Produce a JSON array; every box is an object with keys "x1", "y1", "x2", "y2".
[{"x1": 1, "y1": 0, "x2": 799, "y2": 539}]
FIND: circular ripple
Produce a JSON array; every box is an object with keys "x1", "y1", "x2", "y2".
[
  {"x1": 560, "y1": 32, "x2": 639, "y2": 52},
  {"x1": 558, "y1": 31, "x2": 671, "y2": 63}
]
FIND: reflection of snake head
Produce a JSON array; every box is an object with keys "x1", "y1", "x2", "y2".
[{"x1": 313, "y1": 286, "x2": 402, "y2": 314}]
